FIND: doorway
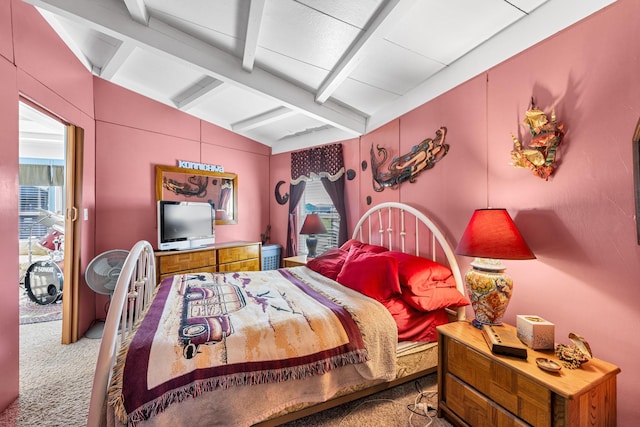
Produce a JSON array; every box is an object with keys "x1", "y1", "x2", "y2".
[
  {"x1": 18, "y1": 101, "x2": 83, "y2": 343},
  {"x1": 18, "y1": 102, "x2": 66, "y2": 328}
]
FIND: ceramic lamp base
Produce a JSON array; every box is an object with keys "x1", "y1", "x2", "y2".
[
  {"x1": 464, "y1": 258, "x2": 513, "y2": 328},
  {"x1": 306, "y1": 236, "x2": 318, "y2": 257}
]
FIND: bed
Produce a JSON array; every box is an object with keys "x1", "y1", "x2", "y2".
[{"x1": 87, "y1": 202, "x2": 468, "y2": 427}]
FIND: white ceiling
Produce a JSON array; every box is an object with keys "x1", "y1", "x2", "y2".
[
  {"x1": 19, "y1": 102, "x2": 65, "y2": 160},
  {"x1": 24, "y1": 0, "x2": 614, "y2": 154}
]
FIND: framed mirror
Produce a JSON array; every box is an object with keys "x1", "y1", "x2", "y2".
[{"x1": 155, "y1": 165, "x2": 238, "y2": 225}]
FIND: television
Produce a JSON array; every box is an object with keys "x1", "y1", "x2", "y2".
[{"x1": 157, "y1": 200, "x2": 215, "y2": 251}]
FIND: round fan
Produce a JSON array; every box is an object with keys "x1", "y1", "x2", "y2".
[{"x1": 85, "y1": 249, "x2": 129, "y2": 295}]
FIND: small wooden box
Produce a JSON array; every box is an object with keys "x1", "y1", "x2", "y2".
[{"x1": 516, "y1": 315, "x2": 555, "y2": 350}]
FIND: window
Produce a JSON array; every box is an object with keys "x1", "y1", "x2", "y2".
[
  {"x1": 297, "y1": 180, "x2": 340, "y2": 256},
  {"x1": 18, "y1": 160, "x2": 65, "y2": 240}
]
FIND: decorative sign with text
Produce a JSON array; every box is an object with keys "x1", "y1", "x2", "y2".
[{"x1": 177, "y1": 160, "x2": 224, "y2": 173}]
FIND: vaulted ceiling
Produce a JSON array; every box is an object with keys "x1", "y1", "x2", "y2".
[{"x1": 25, "y1": 0, "x2": 614, "y2": 154}]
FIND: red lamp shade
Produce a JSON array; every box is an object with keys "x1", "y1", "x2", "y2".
[
  {"x1": 455, "y1": 209, "x2": 535, "y2": 260},
  {"x1": 300, "y1": 213, "x2": 327, "y2": 235}
]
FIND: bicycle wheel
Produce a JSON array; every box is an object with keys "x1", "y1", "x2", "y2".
[{"x1": 24, "y1": 260, "x2": 63, "y2": 305}]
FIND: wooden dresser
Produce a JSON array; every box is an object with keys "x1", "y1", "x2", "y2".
[
  {"x1": 155, "y1": 241, "x2": 261, "y2": 282},
  {"x1": 437, "y1": 321, "x2": 619, "y2": 427}
]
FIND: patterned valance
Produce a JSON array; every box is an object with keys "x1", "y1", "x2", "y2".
[{"x1": 291, "y1": 143, "x2": 344, "y2": 184}]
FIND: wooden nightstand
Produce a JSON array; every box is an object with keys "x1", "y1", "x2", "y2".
[
  {"x1": 437, "y1": 321, "x2": 619, "y2": 427},
  {"x1": 282, "y1": 255, "x2": 308, "y2": 267}
]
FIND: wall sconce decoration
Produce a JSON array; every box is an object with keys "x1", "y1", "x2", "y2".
[
  {"x1": 371, "y1": 126, "x2": 448, "y2": 192},
  {"x1": 510, "y1": 98, "x2": 564, "y2": 180},
  {"x1": 274, "y1": 180, "x2": 289, "y2": 205}
]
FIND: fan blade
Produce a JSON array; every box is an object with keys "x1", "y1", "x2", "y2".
[{"x1": 85, "y1": 250, "x2": 129, "y2": 295}]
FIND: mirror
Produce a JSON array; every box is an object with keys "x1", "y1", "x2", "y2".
[{"x1": 155, "y1": 165, "x2": 238, "y2": 225}]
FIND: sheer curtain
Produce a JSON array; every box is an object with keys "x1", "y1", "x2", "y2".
[{"x1": 286, "y1": 143, "x2": 347, "y2": 257}]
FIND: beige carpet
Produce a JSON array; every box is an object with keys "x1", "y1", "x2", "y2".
[
  {"x1": 0, "y1": 320, "x2": 452, "y2": 426},
  {"x1": 0, "y1": 320, "x2": 100, "y2": 427},
  {"x1": 280, "y1": 375, "x2": 453, "y2": 427}
]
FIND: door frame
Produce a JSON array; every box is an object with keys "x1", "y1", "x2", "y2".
[
  {"x1": 61, "y1": 125, "x2": 83, "y2": 344},
  {"x1": 19, "y1": 98, "x2": 83, "y2": 344}
]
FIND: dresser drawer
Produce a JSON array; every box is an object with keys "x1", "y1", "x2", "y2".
[
  {"x1": 218, "y1": 258, "x2": 260, "y2": 272},
  {"x1": 158, "y1": 249, "x2": 216, "y2": 274},
  {"x1": 159, "y1": 265, "x2": 216, "y2": 282},
  {"x1": 445, "y1": 373, "x2": 528, "y2": 427},
  {"x1": 446, "y1": 338, "x2": 550, "y2": 426},
  {"x1": 218, "y1": 244, "x2": 260, "y2": 264}
]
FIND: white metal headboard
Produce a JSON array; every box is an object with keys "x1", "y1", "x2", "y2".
[{"x1": 352, "y1": 202, "x2": 465, "y2": 321}]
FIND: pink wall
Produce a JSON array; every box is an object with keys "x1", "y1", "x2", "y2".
[
  {"x1": 93, "y1": 79, "x2": 271, "y2": 254},
  {"x1": 0, "y1": 0, "x2": 97, "y2": 411},
  {"x1": 271, "y1": 1, "x2": 640, "y2": 423},
  {"x1": 0, "y1": 41, "x2": 20, "y2": 413}
]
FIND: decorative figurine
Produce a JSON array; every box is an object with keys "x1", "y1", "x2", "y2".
[
  {"x1": 371, "y1": 126, "x2": 449, "y2": 192},
  {"x1": 511, "y1": 98, "x2": 564, "y2": 180},
  {"x1": 555, "y1": 332, "x2": 592, "y2": 369}
]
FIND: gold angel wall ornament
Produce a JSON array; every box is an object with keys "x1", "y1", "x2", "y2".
[{"x1": 510, "y1": 98, "x2": 565, "y2": 180}]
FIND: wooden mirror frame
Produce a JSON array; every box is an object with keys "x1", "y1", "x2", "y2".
[
  {"x1": 155, "y1": 165, "x2": 238, "y2": 225},
  {"x1": 633, "y1": 118, "x2": 640, "y2": 244}
]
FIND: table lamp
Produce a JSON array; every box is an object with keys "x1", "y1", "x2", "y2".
[
  {"x1": 455, "y1": 208, "x2": 535, "y2": 328},
  {"x1": 300, "y1": 213, "x2": 326, "y2": 257}
]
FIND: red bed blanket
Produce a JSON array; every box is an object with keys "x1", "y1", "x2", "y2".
[{"x1": 109, "y1": 269, "x2": 371, "y2": 425}]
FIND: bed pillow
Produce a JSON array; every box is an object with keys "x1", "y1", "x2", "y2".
[
  {"x1": 377, "y1": 251, "x2": 469, "y2": 311},
  {"x1": 379, "y1": 251, "x2": 453, "y2": 290},
  {"x1": 380, "y1": 297, "x2": 449, "y2": 342},
  {"x1": 400, "y1": 280, "x2": 470, "y2": 312},
  {"x1": 306, "y1": 248, "x2": 348, "y2": 281},
  {"x1": 336, "y1": 246, "x2": 401, "y2": 301},
  {"x1": 339, "y1": 239, "x2": 389, "y2": 254}
]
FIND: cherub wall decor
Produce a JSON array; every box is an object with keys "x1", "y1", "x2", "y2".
[{"x1": 510, "y1": 98, "x2": 565, "y2": 180}]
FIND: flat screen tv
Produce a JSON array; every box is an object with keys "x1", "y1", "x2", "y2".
[{"x1": 157, "y1": 200, "x2": 215, "y2": 251}]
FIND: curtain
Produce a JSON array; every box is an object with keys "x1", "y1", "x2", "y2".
[
  {"x1": 19, "y1": 164, "x2": 65, "y2": 186},
  {"x1": 321, "y1": 174, "x2": 348, "y2": 246},
  {"x1": 52, "y1": 166, "x2": 65, "y2": 186},
  {"x1": 287, "y1": 143, "x2": 346, "y2": 256},
  {"x1": 285, "y1": 181, "x2": 306, "y2": 257},
  {"x1": 291, "y1": 143, "x2": 344, "y2": 184}
]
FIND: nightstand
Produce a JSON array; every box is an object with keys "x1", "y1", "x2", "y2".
[
  {"x1": 437, "y1": 321, "x2": 619, "y2": 427},
  {"x1": 282, "y1": 255, "x2": 308, "y2": 267}
]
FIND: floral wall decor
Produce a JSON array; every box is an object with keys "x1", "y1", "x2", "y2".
[
  {"x1": 370, "y1": 126, "x2": 448, "y2": 192},
  {"x1": 510, "y1": 98, "x2": 565, "y2": 180}
]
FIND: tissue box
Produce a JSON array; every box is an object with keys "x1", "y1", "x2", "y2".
[{"x1": 516, "y1": 315, "x2": 555, "y2": 350}]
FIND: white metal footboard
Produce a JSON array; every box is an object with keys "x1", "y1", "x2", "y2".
[{"x1": 87, "y1": 240, "x2": 156, "y2": 427}]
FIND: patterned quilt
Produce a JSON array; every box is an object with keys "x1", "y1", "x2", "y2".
[{"x1": 109, "y1": 269, "x2": 371, "y2": 425}]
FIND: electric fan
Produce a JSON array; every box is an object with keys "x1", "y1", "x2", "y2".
[{"x1": 84, "y1": 249, "x2": 129, "y2": 338}]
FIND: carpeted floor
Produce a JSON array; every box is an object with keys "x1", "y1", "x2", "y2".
[
  {"x1": 0, "y1": 319, "x2": 453, "y2": 426},
  {"x1": 0, "y1": 320, "x2": 100, "y2": 427},
  {"x1": 280, "y1": 375, "x2": 453, "y2": 427}
]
